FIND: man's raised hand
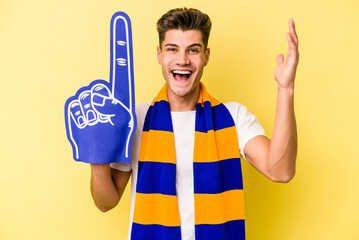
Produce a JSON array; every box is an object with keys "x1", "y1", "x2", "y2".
[
  {"x1": 275, "y1": 18, "x2": 299, "y2": 89},
  {"x1": 65, "y1": 12, "x2": 136, "y2": 164}
]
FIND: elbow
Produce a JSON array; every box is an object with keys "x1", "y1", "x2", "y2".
[
  {"x1": 268, "y1": 170, "x2": 295, "y2": 183},
  {"x1": 266, "y1": 154, "x2": 297, "y2": 183},
  {"x1": 95, "y1": 202, "x2": 117, "y2": 213},
  {"x1": 98, "y1": 206, "x2": 111, "y2": 213},
  {"x1": 270, "y1": 174, "x2": 294, "y2": 183}
]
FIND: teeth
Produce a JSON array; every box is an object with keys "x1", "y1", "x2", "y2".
[{"x1": 173, "y1": 70, "x2": 191, "y2": 75}]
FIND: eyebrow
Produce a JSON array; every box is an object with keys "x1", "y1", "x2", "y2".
[
  {"x1": 164, "y1": 43, "x2": 179, "y2": 47},
  {"x1": 164, "y1": 43, "x2": 203, "y2": 48},
  {"x1": 188, "y1": 43, "x2": 203, "y2": 48}
]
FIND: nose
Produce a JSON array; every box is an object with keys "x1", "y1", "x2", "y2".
[{"x1": 176, "y1": 51, "x2": 190, "y2": 66}]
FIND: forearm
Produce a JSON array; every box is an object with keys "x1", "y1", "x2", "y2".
[
  {"x1": 90, "y1": 164, "x2": 120, "y2": 212},
  {"x1": 267, "y1": 86, "x2": 297, "y2": 182}
]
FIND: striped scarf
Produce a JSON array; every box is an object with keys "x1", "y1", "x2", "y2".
[{"x1": 131, "y1": 82, "x2": 245, "y2": 240}]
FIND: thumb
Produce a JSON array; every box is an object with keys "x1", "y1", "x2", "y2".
[
  {"x1": 92, "y1": 96, "x2": 132, "y2": 128},
  {"x1": 91, "y1": 83, "x2": 116, "y2": 115},
  {"x1": 276, "y1": 54, "x2": 284, "y2": 65},
  {"x1": 92, "y1": 95, "x2": 129, "y2": 116}
]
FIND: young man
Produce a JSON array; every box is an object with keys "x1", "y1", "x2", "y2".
[{"x1": 90, "y1": 7, "x2": 298, "y2": 240}]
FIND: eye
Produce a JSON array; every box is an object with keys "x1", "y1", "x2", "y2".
[
  {"x1": 167, "y1": 48, "x2": 176, "y2": 52},
  {"x1": 188, "y1": 48, "x2": 200, "y2": 54}
]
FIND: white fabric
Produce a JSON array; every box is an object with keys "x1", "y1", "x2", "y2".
[
  {"x1": 110, "y1": 100, "x2": 266, "y2": 240},
  {"x1": 172, "y1": 110, "x2": 196, "y2": 240}
]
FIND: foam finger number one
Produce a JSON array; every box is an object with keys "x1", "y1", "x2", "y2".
[{"x1": 64, "y1": 12, "x2": 136, "y2": 164}]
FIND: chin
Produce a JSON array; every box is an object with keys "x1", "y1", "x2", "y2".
[
  {"x1": 169, "y1": 82, "x2": 199, "y2": 98},
  {"x1": 169, "y1": 86, "x2": 189, "y2": 97}
]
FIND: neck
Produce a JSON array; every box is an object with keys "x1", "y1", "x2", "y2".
[{"x1": 168, "y1": 85, "x2": 200, "y2": 112}]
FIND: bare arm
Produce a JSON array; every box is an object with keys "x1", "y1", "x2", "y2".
[
  {"x1": 244, "y1": 88, "x2": 297, "y2": 182},
  {"x1": 244, "y1": 19, "x2": 299, "y2": 183},
  {"x1": 90, "y1": 164, "x2": 131, "y2": 212}
]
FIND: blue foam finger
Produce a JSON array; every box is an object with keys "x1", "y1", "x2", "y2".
[
  {"x1": 110, "y1": 12, "x2": 135, "y2": 112},
  {"x1": 64, "y1": 12, "x2": 136, "y2": 164}
]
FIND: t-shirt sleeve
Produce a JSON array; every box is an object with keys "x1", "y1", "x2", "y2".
[
  {"x1": 110, "y1": 162, "x2": 132, "y2": 171},
  {"x1": 110, "y1": 100, "x2": 151, "y2": 172},
  {"x1": 224, "y1": 102, "x2": 267, "y2": 161}
]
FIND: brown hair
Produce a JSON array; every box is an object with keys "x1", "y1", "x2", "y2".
[{"x1": 156, "y1": 8, "x2": 212, "y2": 49}]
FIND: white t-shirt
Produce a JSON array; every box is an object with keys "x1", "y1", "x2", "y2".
[{"x1": 111, "y1": 100, "x2": 266, "y2": 240}]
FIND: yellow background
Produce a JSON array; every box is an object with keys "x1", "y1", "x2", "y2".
[{"x1": 1, "y1": 0, "x2": 358, "y2": 239}]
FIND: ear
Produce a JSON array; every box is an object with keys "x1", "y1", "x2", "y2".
[
  {"x1": 157, "y1": 46, "x2": 162, "y2": 64},
  {"x1": 204, "y1": 48, "x2": 210, "y2": 66}
]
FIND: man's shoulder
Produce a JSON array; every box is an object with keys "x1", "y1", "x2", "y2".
[
  {"x1": 134, "y1": 100, "x2": 153, "y2": 131},
  {"x1": 223, "y1": 101, "x2": 248, "y2": 116},
  {"x1": 222, "y1": 101, "x2": 260, "y2": 127},
  {"x1": 223, "y1": 101, "x2": 245, "y2": 110},
  {"x1": 135, "y1": 100, "x2": 152, "y2": 114}
]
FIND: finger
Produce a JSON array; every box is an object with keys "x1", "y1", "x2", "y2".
[
  {"x1": 91, "y1": 83, "x2": 129, "y2": 114},
  {"x1": 276, "y1": 54, "x2": 284, "y2": 64},
  {"x1": 68, "y1": 99, "x2": 86, "y2": 129},
  {"x1": 91, "y1": 83, "x2": 111, "y2": 106},
  {"x1": 109, "y1": 12, "x2": 135, "y2": 112},
  {"x1": 79, "y1": 90, "x2": 98, "y2": 126},
  {"x1": 288, "y1": 19, "x2": 298, "y2": 46},
  {"x1": 285, "y1": 33, "x2": 299, "y2": 65},
  {"x1": 65, "y1": 98, "x2": 83, "y2": 159},
  {"x1": 91, "y1": 83, "x2": 112, "y2": 123},
  {"x1": 286, "y1": 32, "x2": 297, "y2": 51},
  {"x1": 287, "y1": 30, "x2": 300, "y2": 58},
  {"x1": 285, "y1": 33, "x2": 297, "y2": 62}
]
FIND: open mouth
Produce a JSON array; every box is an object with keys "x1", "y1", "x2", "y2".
[{"x1": 172, "y1": 70, "x2": 192, "y2": 81}]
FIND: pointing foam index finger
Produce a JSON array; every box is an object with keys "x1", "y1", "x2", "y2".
[{"x1": 109, "y1": 12, "x2": 134, "y2": 109}]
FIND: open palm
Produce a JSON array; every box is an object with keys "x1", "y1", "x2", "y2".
[{"x1": 275, "y1": 19, "x2": 299, "y2": 89}]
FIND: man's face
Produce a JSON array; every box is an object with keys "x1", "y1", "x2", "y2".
[{"x1": 157, "y1": 29, "x2": 210, "y2": 102}]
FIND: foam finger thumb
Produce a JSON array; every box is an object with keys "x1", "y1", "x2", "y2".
[{"x1": 92, "y1": 95, "x2": 130, "y2": 118}]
